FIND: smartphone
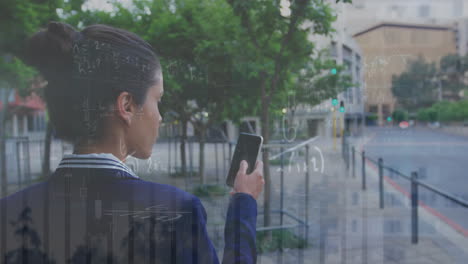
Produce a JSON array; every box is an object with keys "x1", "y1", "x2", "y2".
[{"x1": 226, "y1": 133, "x2": 263, "y2": 187}]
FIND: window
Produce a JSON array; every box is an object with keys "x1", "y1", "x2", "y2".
[
  {"x1": 382, "y1": 104, "x2": 390, "y2": 115},
  {"x1": 330, "y1": 42, "x2": 337, "y2": 57},
  {"x1": 369, "y1": 105, "x2": 378, "y2": 113},
  {"x1": 343, "y1": 46, "x2": 353, "y2": 61},
  {"x1": 28, "y1": 115, "x2": 34, "y2": 132},
  {"x1": 356, "y1": 86, "x2": 361, "y2": 105},
  {"x1": 348, "y1": 87, "x2": 354, "y2": 104}
]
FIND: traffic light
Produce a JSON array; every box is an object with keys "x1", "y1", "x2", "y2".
[
  {"x1": 330, "y1": 68, "x2": 337, "y2": 75},
  {"x1": 339, "y1": 101, "x2": 345, "y2": 113},
  {"x1": 387, "y1": 116, "x2": 392, "y2": 122},
  {"x1": 332, "y1": 98, "x2": 338, "y2": 106}
]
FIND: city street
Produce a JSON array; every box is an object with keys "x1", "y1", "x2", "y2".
[
  {"x1": 364, "y1": 126, "x2": 468, "y2": 198},
  {"x1": 360, "y1": 126, "x2": 468, "y2": 232}
]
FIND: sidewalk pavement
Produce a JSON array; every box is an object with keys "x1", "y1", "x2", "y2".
[{"x1": 200, "y1": 136, "x2": 466, "y2": 263}]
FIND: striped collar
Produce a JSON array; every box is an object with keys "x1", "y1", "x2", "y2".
[{"x1": 57, "y1": 153, "x2": 139, "y2": 179}]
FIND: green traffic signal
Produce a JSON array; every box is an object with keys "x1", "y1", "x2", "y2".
[
  {"x1": 339, "y1": 106, "x2": 345, "y2": 113},
  {"x1": 330, "y1": 68, "x2": 337, "y2": 75},
  {"x1": 387, "y1": 116, "x2": 392, "y2": 122},
  {"x1": 332, "y1": 98, "x2": 338, "y2": 106}
]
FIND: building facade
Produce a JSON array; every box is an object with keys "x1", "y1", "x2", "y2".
[
  {"x1": 295, "y1": 0, "x2": 366, "y2": 139},
  {"x1": 342, "y1": 0, "x2": 466, "y2": 35},
  {"x1": 354, "y1": 22, "x2": 456, "y2": 126},
  {"x1": 0, "y1": 88, "x2": 47, "y2": 140}
]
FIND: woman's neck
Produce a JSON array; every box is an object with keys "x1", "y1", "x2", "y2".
[{"x1": 73, "y1": 138, "x2": 130, "y2": 162}]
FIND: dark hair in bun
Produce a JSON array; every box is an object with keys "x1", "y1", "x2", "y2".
[{"x1": 24, "y1": 21, "x2": 161, "y2": 144}]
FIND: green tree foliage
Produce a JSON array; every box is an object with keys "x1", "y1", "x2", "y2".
[
  {"x1": 417, "y1": 100, "x2": 468, "y2": 122},
  {"x1": 227, "y1": 0, "x2": 352, "y2": 226},
  {"x1": 294, "y1": 50, "x2": 352, "y2": 107},
  {"x1": 439, "y1": 54, "x2": 468, "y2": 98},
  {"x1": 391, "y1": 57, "x2": 438, "y2": 111},
  {"x1": 391, "y1": 109, "x2": 408, "y2": 123},
  {"x1": 392, "y1": 54, "x2": 468, "y2": 113}
]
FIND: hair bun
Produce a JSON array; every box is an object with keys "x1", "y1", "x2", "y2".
[{"x1": 24, "y1": 21, "x2": 78, "y2": 82}]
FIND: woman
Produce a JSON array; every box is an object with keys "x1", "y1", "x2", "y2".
[{"x1": 0, "y1": 22, "x2": 264, "y2": 263}]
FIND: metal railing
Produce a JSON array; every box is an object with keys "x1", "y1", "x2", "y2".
[{"x1": 342, "y1": 135, "x2": 468, "y2": 244}]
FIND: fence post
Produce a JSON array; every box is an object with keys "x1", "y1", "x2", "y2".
[
  {"x1": 305, "y1": 145, "x2": 310, "y2": 246},
  {"x1": 215, "y1": 142, "x2": 219, "y2": 184},
  {"x1": 280, "y1": 146, "x2": 285, "y2": 253},
  {"x1": 175, "y1": 135, "x2": 179, "y2": 171},
  {"x1": 341, "y1": 133, "x2": 345, "y2": 159},
  {"x1": 352, "y1": 146, "x2": 355, "y2": 178},
  {"x1": 168, "y1": 129, "x2": 172, "y2": 175},
  {"x1": 411, "y1": 171, "x2": 419, "y2": 244},
  {"x1": 188, "y1": 138, "x2": 194, "y2": 188},
  {"x1": 222, "y1": 142, "x2": 226, "y2": 175},
  {"x1": 378, "y1": 158, "x2": 384, "y2": 209},
  {"x1": 346, "y1": 143, "x2": 350, "y2": 171},
  {"x1": 362, "y1": 151, "x2": 366, "y2": 190},
  {"x1": 228, "y1": 142, "x2": 232, "y2": 165},
  {"x1": 280, "y1": 146, "x2": 284, "y2": 227},
  {"x1": 16, "y1": 140, "x2": 22, "y2": 189}
]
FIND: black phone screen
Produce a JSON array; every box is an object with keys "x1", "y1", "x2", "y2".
[{"x1": 226, "y1": 133, "x2": 263, "y2": 187}]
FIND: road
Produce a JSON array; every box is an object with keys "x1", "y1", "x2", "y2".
[{"x1": 362, "y1": 126, "x2": 468, "y2": 231}]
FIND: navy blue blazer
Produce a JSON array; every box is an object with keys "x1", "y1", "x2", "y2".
[{"x1": 0, "y1": 153, "x2": 257, "y2": 263}]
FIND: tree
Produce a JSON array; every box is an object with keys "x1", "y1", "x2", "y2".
[
  {"x1": 439, "y1": 54, "x2": 468, "y2": 100},
  {"x1": 392, "y1": 109, "x2": 408, "y2": 123},
  {"x1": 227, "y1": 0, "x2": 352, "y2": 227},
  {"x1": 391, "y1": 57, "x2": 438, "y2": 112},
  {"x1": 143, "y1": 0, "x2": 251, "y2": 183},
  {"x1": 0, "y1": 0, "x2": 69, "y2": 197},
  {"x1": 292, "y1": 49, "x2": 352, "y2": 115}
]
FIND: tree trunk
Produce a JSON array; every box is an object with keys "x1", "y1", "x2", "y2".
[
  {"x1": 0, "y1": 136, "x2": 6, "y2": 198},
  {"x1": 42, "y1": 121, "x2": 52, "y2": 178},
  {"x1": 0, "y1": 88, "x2": 9, "y2": 198},
  {"x1": 198, "y1": 126, "x2": 206, "y2": 185},
  {"x1": 180, "y1": 119, "x2": 188, "y2": 177}
]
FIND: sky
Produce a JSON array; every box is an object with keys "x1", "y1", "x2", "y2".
[{"x1": 81, "y1": 0, "x2": 134, "y2": 12}]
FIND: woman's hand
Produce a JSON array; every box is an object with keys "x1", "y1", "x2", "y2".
[{"x1": 230, "y1": 160, "x2": 264, "y2": 200}]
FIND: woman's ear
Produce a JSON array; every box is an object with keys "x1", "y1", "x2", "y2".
[{"x1": 116, "y1": 91, "x2": 135, "y2": 126}]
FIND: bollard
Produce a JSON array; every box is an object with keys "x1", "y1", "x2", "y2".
[
  {"x1": 411, "y1": 171, "x2": 419, "y2": 244},
  {"x1": 362, "y1": 151, "x2": 366, "y2": 190},
  {"x1": 352, "y1": 146, "x2": 356, "y2": 178},
  {"x1": 378, "y1": 158, "x2": 384, "y2": 209}
]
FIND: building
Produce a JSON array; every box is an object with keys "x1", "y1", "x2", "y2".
[
  {"x1": 354, "y1": 22, "x2": 456, "y2": 125},
  {"x1": 0, "y1": 89, "x2": 47, "y2": 139},
  {"x1": 343, "y1": 0, "x2": 466, "y2": 36},
  {"x1": 297, "y1": 36, "x2": 365, "y2": 138},
  {"x1": 454, "y1": 18, "x2": 468, "y2": 56},
  {"x1": 293, "y1": 0, "x2": 366, "y2": 139}
]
